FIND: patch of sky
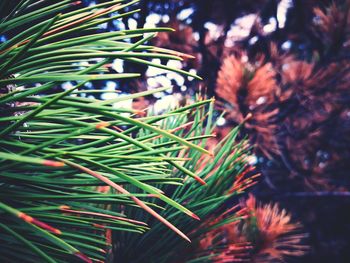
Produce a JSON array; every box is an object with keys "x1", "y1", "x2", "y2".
[
  {"x1": 281, "y1": 40, "x2": 292, "y2": 50},
  {"x1": 112, "y1": 59, "x2": 124, "y2": 73},
  {"x1": 152, "y1": 75, "x2": 172, "y2": 87},
  {"x1": 88, "y1": 1, "x2": 96, "y2": 7},
  {"x1": 263, "y1": 17, "x2": 277, "y2": 34},
  {"x1": 177, "y1": 8, "x2": 194, "y2": 21},
  {"x1": 225, "y1": 14, "x2": 257, "y2": 47},
  {"x1": 277, "y1": 0, "x2": 293, "y2": 28},
  {"x1": 162, "y1": 15, "x2": 170, "y2": 23},
  {"x1": 111, "y1": 93, "x2": 133, "y2": 113},
  {"x1": 128, "y1": 18, "x2": 138, "y2": 30},
  {"x1": 167, "y1": 72, "x2": 185, "y2": 86},
  {"x1": 84, "y1": 81, "x2": 93, "y2": 89},
  {"x1": 204, "y1": 22, "x2": 222, "y2": 40},
  {"x1": 152, "y1": 94, "x2": 180, "y2": 114},
  {"x1": 193, "y1": 32, "x2": 200, "y2": 41},
  {"x1": 248, "y1": 155, "x2": 258, "y2": 165},
  {"x1": 216, "y1": 116, "x2": 226, "y2": 126},
  {"x1": 256, "y1": 96, "x2": 267, "y2": 105},
  {"x1": 98, "y1": 22, "x2": 108, "y2": 30},
  {"x1": 112, "y1": 19, "x2": 125, "y2": 30},
  {"x1": 167, "y1": 60, "x2": 182, "y2": 69},
  {"x1": 144, "y1": 13, "x2": 162, "y2": 28},
  {"x1": 62, "y1": 82, "x2": 74, "y2": 90},
  {"x1": 0, "y1": 35, "x2": 7, "y2": 43},
  {"x1": 146, "y1": 59, "x2": 169, "y2": 76},
  {"x1": 249, "y1": 36, "x2": 259, "y2": 45},
  {"x1": 187, "y1": 69, "x2": 197, "y2": 81},
  {"x1": 101, "y1": 81, "x2": 118, "y2": 100}
]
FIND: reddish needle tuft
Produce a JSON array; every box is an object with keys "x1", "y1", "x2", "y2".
[
  {"x1": 191, "y1": 213, "x2": 201, "y2": 221},
  {"x1": 194, "y1": 175, "x2": 207, "y2": 186},
  {"x1": 74, "y1": 252, "x2": 92, "y2": 263},
  {"x1": 95, "y1": 122, "x2": 110, "y2": 129},
  {"x1": 18, "y1": 212, "x2": 61, "y2": 234},
  {"x1": 42, "y1": 160, "x2": 65, "y2": 167}
]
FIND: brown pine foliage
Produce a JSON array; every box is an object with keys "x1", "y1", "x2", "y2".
[
  {"x1": 216, "y1": 2, "x2": 350, "y2": 190},
  {"x1": 196, "y1": 195, "x2": 308, "y2": 263},
  {"x1": 216, "y1": 54, "x2": 280, "y2": 159},
  {"x1": 312, "y1": 2, "x2": 350, "y2": 53}
]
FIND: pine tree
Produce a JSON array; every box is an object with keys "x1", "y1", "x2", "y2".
[{"x1": 0, "y1": 1, "x2": 309, "y2": 262}]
